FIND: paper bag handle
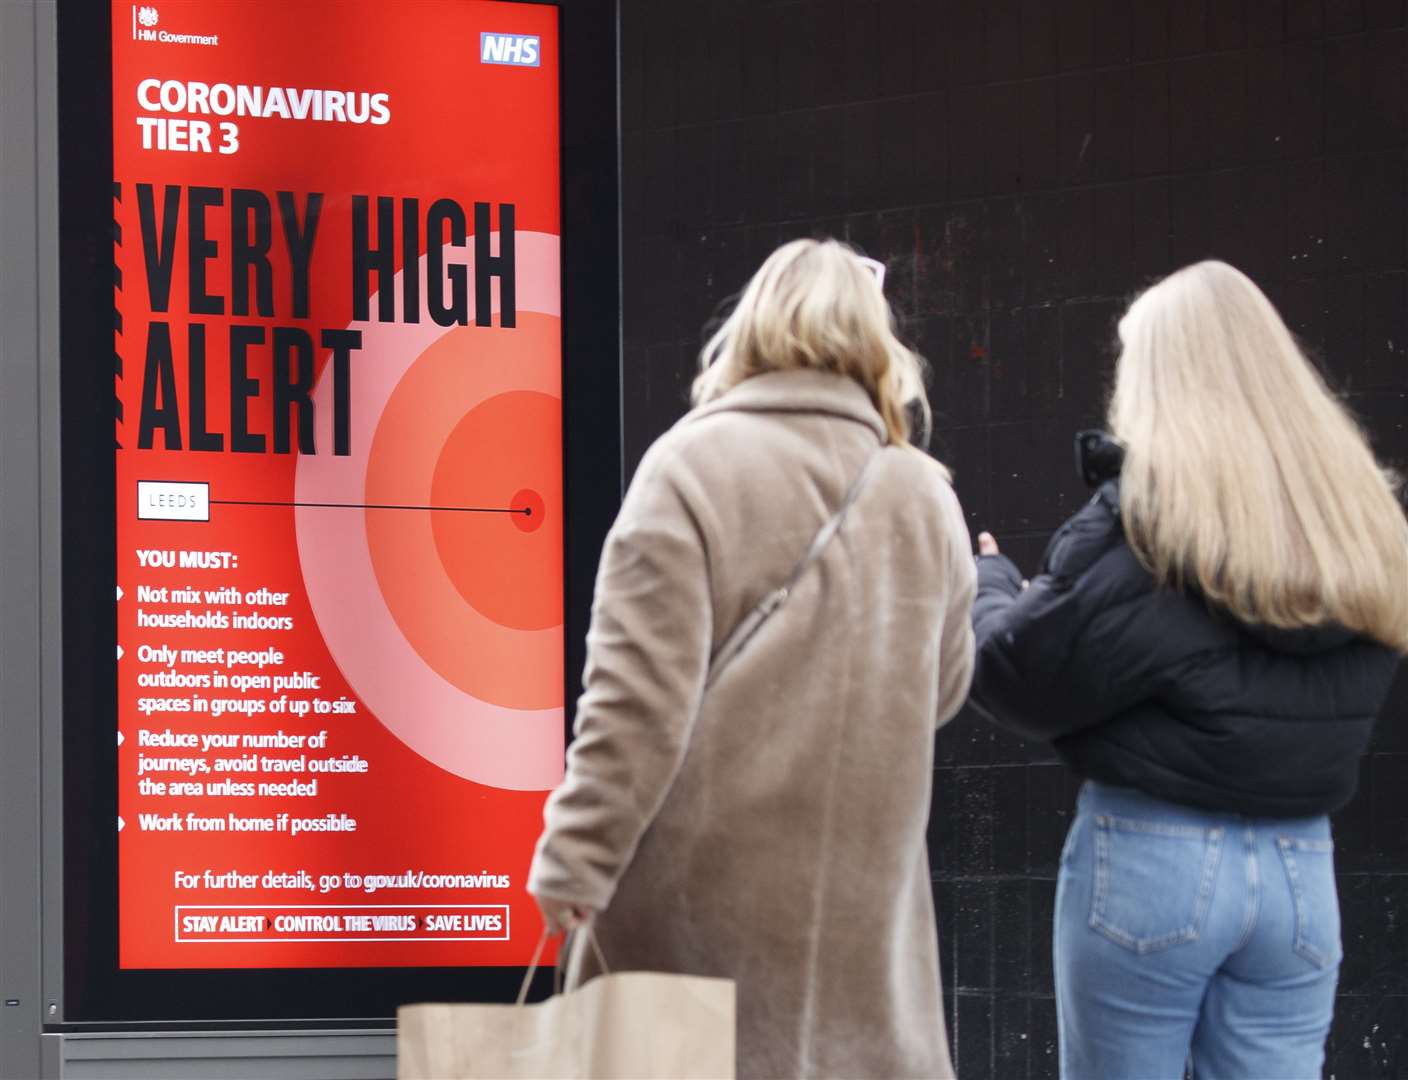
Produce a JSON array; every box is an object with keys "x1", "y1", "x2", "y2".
[{"x1": 515, "y1": 924, "x2": 612, "y2": 1006}]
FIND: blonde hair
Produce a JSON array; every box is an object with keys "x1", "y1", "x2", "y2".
[
  {"x1": 692, "y1": 238, "x2": 931, "y2": 447},
  {"x1": 1110, "y1": 260, "x2": 1408, "y2": 652}
]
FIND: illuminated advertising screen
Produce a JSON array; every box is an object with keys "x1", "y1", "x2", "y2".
[{"x1": 106, "y1": 0, "x2": 564, "y2": 973}]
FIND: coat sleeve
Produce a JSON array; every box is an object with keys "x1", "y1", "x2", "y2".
[
  {"x1": 528, "y1": 451, "x2": 713, "y2": 912},
  {"x1": 966, "y1": 495, "x2": 1161, "y2": 741},
  {"x1": 935, "y1": 486, "x2": 977, "y2": 728}
]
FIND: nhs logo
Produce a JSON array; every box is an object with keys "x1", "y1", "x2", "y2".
[{"x1": 480, "y1": 32, "x2": 541, "y2": 67}]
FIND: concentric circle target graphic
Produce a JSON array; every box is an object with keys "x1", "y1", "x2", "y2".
[{"x1": 295, "y1": 232, "x2": 564, "y2": 791}]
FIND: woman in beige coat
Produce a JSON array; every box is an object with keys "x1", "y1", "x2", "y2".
[{"x1": 528, "y1": 239, "x2": 976, "y2": 1079}]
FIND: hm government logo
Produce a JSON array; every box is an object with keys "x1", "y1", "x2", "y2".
[
  {"x1": 480, "y1": 32, "x2": 541, "y2": 67},
  {"x1": 132, "y1": 4, "x2": 218, "y2": 46}
]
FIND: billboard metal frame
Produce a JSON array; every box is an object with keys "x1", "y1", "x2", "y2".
[{"x1": 1, "y1": 0, "x2": 621, "y2": 1062}]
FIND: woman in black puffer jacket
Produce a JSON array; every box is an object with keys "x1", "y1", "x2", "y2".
[{"x1": 969, "y1": 260, "x2": 1407, "y2": 1080}]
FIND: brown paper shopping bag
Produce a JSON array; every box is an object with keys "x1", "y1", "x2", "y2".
[{"x1": 397, "y1": 931, "x2": 736, "y2": 1080}]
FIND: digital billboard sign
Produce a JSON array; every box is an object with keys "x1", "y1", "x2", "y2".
[
  {"x1": 112, "y1": 0, "x2": 563, "y2": 971},
  {"x1": 58, "y1": 0, "x2": 617, "y2": 1019}
]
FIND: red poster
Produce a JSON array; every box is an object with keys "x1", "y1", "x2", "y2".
[{"x1": 112, "y1": 0, "x2": 562, "y2": 968}]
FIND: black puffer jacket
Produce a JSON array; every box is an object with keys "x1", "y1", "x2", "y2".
[{"x1": 971, "y1": 453, "x2": 1402, "y2": 818}]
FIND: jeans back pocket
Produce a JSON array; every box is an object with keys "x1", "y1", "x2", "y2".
[
  {"x1": 1090, "y1": 814, "x2": 1224, "y2": 954},
  {"x1": 1276, "y1": 837, "x2": 1342, "y2": 970}
]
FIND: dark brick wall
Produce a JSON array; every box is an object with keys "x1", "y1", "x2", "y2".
[{"x1": 617, "y1": 2, "x2": 1408, "y2": 1076}]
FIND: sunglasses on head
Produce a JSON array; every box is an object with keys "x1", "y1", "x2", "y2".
[{"x1": 856, "y1": 255, "x2": 886, "y2": 292}]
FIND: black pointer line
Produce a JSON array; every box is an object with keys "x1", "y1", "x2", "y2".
[{"x1": 209, "y1": 498, "x2": 531, "y2": 516}]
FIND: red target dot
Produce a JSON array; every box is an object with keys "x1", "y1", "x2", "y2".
[{"x1": 512, "y1": 488, "x2": 545, "y2": 533}]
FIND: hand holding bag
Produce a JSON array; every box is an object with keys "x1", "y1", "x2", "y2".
[{"x1": 397, "y1": 929, "x2": 736, "y2": 1079}]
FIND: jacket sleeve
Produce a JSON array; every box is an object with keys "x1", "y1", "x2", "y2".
[
  {"x1": 528, "y1": 451, "x2": 713, "y2": 912},
  {"x1": 935, "y1": 486, "x2": 977, "y2": 728},
  {"x1": 973, "y1": 554, "x2": 1024, "y2": 645},
  {"x1": 967, "y1": 493, "x2": 1159, "y2": 741}
]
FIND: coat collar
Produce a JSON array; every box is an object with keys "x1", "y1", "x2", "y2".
[{"x1": 688, "y1": 370, "x2": 888, "y2": 443}]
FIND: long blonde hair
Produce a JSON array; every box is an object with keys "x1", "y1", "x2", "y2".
[
  {"x1": 1110, "y1": 260, "x2": 1408, "y2": 652},
  {"x1": 692, "y1": 238, "x2": 931, "y2": 448}
]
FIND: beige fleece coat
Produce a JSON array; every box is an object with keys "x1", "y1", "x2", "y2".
[{"x1": 529, "y1": 370, "x2": 976, "y2": 1080}]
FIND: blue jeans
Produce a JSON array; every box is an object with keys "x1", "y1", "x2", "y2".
[{"x1": 1055, "y1": 781, "x2": 1341, "y2": 1080}]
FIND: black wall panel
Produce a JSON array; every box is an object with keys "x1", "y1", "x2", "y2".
[{"x1": 618, "y1": 2, "x2": 1408, "y2": 1076}]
